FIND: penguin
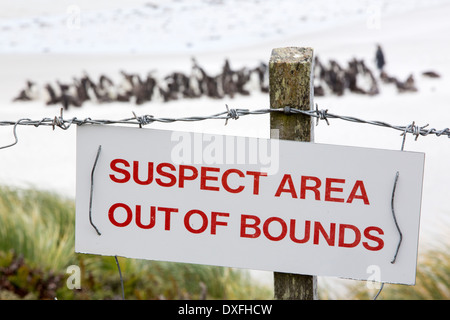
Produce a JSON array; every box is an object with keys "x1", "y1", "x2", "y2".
[
  {"x1": 164, "y1": 72, "x2": 184, "y2": 100},
  {"x1": 314, "y1": 85, "x2": 325, "y2": 96},
  {"x1": 56, "y1": 80, "x2": 70, "y2": 93},
  {"x1": 157, "y1": 84, "x2": 171, "y2": 102},
  {"x1": 60, "y1": 91, "x2": 82, "y2": 110},
  {"x1": 358, "y1": 60, "x2": 379, "y2": 95},
  {"x1": 422, "y1": 71, "x2": 440, "y2": 78},
  {"x1": 253, "y1": 61, "x2": 269, "y2": 93},
  {"x1": 235, "y1": 67, "x2": 251, "y2": 96},
  {"x1": 380, "y1": 71, "x2": 397, "y2": 84},
  {"x1": 83, "y1": 74, "x2": 102, "y2": 103},
  {"x1": 191, "y1": 58, "x2": 208, "y2": 96},
  {"x1": 221, "y1": 59, "x2": 236, "y2": 98},
  {"x1": 26, "y1": 80, "x2": 39, "y2": 100},
  {"x1": 98, "y1": 74, "x2": 116, "y2": 102},
  {"x1": 72, "y1": 77, "x2": 88, "y2": 105},
  {"x1": 99, "y1": 74, "x2": 114, "y2": 90},
  {"x1": 345, "y1": 59, "x2": 362, "y2": 94},
  {"x1": 12, "y1": 89, "x2": 31, "y2": 102},
  {"x1": 44, "y1": 83, "x2": 60, "y2": 105},
  {"x1": 119, "y1": 70, "x2": 135, "y2": 96},
  {"x1": 12, "y1": 80, "x2": 38, "y2": 102},
  {"x1": 326, "y1": 60, "x2": 345, "y2": 96},
  {"x1": 375, "y1": 44, "x2": 386, "y2": 72},
  {"x1": 144, "y1": 73, "x2": 157, "y2": 101},
  {"x1": 188, "y1": 62, "x2": 203, "y2": 98},
  {"x1": 130, "y1": 74, "x2": 151, "y2": 105},
  {"x1": 313, "y1": 56, "x2": 326, "y2": 96},
  {"x1": 395, "y1": 74, "x2": 417, "y2": 93},
  {"x1": 56, "y1": 80, "x2": 81, "y2": 109}
]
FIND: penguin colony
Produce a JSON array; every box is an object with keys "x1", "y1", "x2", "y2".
[
  {"x1": 12, "y1": 58, "x2": 268, "y2": 110},
  {"x1": 13, "y1": 54, "x2": 440, "y2": 110}
]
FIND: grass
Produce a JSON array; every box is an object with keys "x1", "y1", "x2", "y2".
[
  {"x1": 337, "y1": 239, "x2": 450, "y2": 300},
  {"x1": 0, "y1": 186, "x2": 76, "y2": 271},
  {"x1": 1, "y1": 185, "x2": 448, "y2": 300},
  {"x1": 0, "y1": 185, "x2": 272, "y2": 300},
  {"x1": 318, "y1": 223, "x2": 450, "y2": 300}
]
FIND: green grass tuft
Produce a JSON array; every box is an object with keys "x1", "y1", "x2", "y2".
[{"x1": 0, "y1": 185, "x2": 272, "y2": 300}]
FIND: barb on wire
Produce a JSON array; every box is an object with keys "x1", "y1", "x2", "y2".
[
  {"x1": 288, "y1": 107, "x2": 449, "y2": 139},
  {"x1": 315, "y1": 103, "x2": 329, "y2": 126},
  {"x1": 225, "y1": 104, "x2": 239, "y2": 125},
  {"x1": 132, "y1": 111, "x2": 154, "y2": 128},
  {"x1": 0, "y1": 105, "x2": 449, "y2": 150},
  {"x1": 400, "y1": 122, "x2": 412, "y2": 151}
]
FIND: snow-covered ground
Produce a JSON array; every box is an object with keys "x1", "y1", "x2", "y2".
[{"x1": 1, "y1": 0, "x2": 449, "y2": 291}]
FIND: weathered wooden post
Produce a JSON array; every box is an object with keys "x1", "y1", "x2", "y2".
[{"x1": 269, "y1": 47, "x2": 318, "y2": 300}]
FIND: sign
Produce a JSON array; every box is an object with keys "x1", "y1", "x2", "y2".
[{"x1": 75, "y1": 125, "x2": 425, "y2": 285}]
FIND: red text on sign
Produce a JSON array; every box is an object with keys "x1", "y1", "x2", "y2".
[
  {"x1": 240, "y1": 214, "x2": 383, "y2": 251},
  {"x1": 274, "y1": 174, "x2": 370, "y2": 205},
  {"x1": 109, "y1": 159, "x2": 267, "y2": 195}
]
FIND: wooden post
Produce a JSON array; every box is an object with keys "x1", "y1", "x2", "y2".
[{"x1": 269, "y1": 47, "x2": 318, "y2": 300}]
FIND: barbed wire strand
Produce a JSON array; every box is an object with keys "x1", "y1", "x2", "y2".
[
  {"x1": 89, "y1": 145, "x2": 102, "y2": 236},
  {"x1": 373, "y1": 121, "x2": 414, "y2": 300},
  {"x1": 390, "y1": 172, "x2": 404, "y2": 265},
  {"x1": 87, "y1": 143, "x2": 125, "y2": 299},
  {"x1": 373, "y1": 283, "x2": 385, "y2": 300},
  {"x1": 373, "y1": 170, "x2": 401, "y2": 301},
  {"x1": 114, "y1": 255, "x2": 125, "y2": 300},
  {"x1": 0, "y1": 105, "x2": 449, "y2": 151}
]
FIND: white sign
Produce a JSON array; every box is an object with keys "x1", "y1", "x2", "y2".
[{"x1": 75, "y1": 125, "x2": 425, "y2": 285}]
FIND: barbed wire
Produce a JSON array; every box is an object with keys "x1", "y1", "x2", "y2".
[{"x1": 0, "y1": 104, "x2": 448, "y2": 150}]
